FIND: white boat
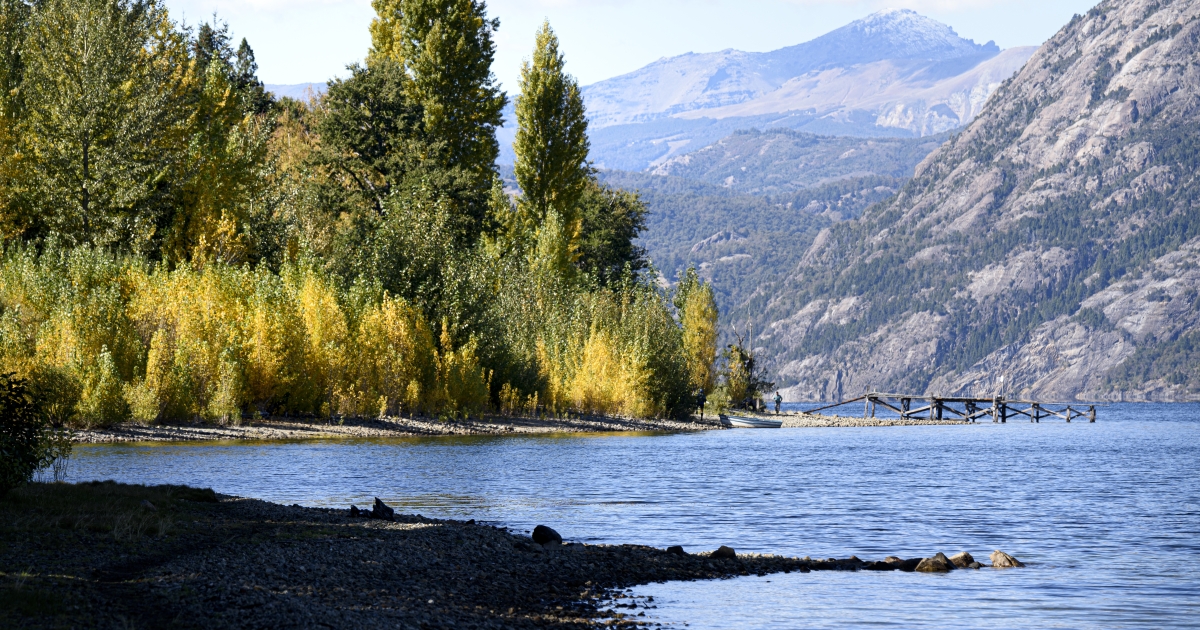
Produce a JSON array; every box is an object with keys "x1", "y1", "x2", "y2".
[{"x1": 719, "y1": 414, "x2": 783, "y2": 429}]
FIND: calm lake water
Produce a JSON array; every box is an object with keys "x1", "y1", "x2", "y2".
[{"x1": 68, "y1": 403, "x2": 1200, "y2": 628}]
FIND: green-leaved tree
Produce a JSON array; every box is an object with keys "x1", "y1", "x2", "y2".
[
  {"x1": 369, "y1": 0, "x2": 506, "y2": 241},
  {"x1": 19, "y1": 0, "x2": 190, "y2": 253},
  {"x1": 512, "y1": 21, "x2": 589, "y2": 238}
]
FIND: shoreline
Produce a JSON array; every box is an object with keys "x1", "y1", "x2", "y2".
[
  {"x1": 1, "y1": 482, "x2": 1017, "y2": 629},
  {"x1": 71, "y1": 411, "x2": 968, "y2": 444},
  {"x1": 72, "y1": 413, "x2": 725, "y2": 444}
]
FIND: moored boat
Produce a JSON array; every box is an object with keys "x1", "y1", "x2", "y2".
[{"x1": 719, "y1": 414, "x2": 783, "y2": 429}]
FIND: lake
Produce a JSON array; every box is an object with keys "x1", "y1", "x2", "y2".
[{"x1": 66, "y1": 403, "x2": 1200, "y2": 628}]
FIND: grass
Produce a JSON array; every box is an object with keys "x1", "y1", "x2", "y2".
[{"x1": 0, "y1": 480, "x2": 218, "y2": 541}]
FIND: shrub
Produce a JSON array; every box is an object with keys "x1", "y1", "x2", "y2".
[{"x1": 0, "y1": 373, "x2": 69, "y2": 497}]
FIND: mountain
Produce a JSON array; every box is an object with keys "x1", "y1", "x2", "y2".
[
  {"x1": 265, "y1": 83, "x2": 327, "y2": 101},
  {"x1": 649, "y1": 128, "x2": 949, "y2": 195},
  {"x1": 583, "y1": 9, "x2": 1000, "y2": 127},
  {"x1": 745, "y1": 0, "x2": 1200, "y2": 403},
  {"x1": 596, "y1": 130, "x2": 945, "y2": 320},
  {"x1": 565, "y1": 10, "x2": 1034, "y2": 170}
]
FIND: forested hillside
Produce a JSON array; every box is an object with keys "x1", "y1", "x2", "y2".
[
  {"x1": 747, "y1": 0, "x2": 1200, "y2": 402},
  {"x1": 650, "y1": 128, "x2": 946, "y2": 195}
]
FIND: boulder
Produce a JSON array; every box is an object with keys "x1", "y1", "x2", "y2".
[
  {"x1": 372, "y1": 497, "x2": 395, "y2": 521},
  {"x1": 990, "y1": 550, "x2": 1025, "y2": 568},
  {"x1": 968, "y1": 562, "x2": 984, "y2": 569},
  {"x1": 532, "y1": 525, "x2": 562, "y2": 546},
  {"x1": 666, "y1": 545, "x2": 686, "y2": 556},
  {"x1": 711, "y1": 546, "x2": 737, "y2": 559},
  {"x1": 948, "y1": 552, "x2": 975, "y2": 568},
  {"x1": 349, "y1": 505, "x2": 361, "y2": 517},
  {"x1": 140, "y1": 500, "x2": 157, "y2": 512},
  {"x1": 883, "y1": 556, "x2": 903, "y2": 564},
  {"x1": 896, "y1": 558, "x2": 923, "y2": 572},
  {"x1": 863, "y1": 561, "x2": 896, "y2": 571},
  {"x1": 914, "y1": 553, "x2": 955, "y2": 572}
]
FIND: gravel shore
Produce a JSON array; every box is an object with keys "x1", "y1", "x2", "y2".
[
  {"x1": 73, "y1": 413, "x2": 726, "y2": 444},
  {"x1": 1, "y1": 482, "x2": 1012, "y2": 629}
]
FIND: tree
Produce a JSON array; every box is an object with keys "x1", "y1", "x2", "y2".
[
  {"x1": 162, "y1": 18, "x2": 278, "y2": 264},
  {"x1": 309, "y1": 60, "x2": 425, "y2": 220},
  {"x1": 722, "y1": 332, "x2": 774, "y2": 410},
  {"x1": 369, "y1": 0, "x2": 506, "y2": 240},
  {"x1": 674, "y1": 267, "x2": 718, "y2": 393},
  {"x1": 512, "y1": 21, "x2": 590, "y2": 245},
  {"x1": 19, "y1": 0, "x2": 190, "y2": 253},
  {"x1": 576, "y1": 180, "x2": 648, "y2": 285},
  {"x1": 0, "y1": 0, "x2": 30, "y2": 238}
]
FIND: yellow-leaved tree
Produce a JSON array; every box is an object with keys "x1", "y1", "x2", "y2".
[{"x1": 675, "y1": 267, "x2": 719, "y2": 395}]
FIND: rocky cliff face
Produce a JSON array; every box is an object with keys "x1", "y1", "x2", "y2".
[{"x1": 754, "y1": 0, "x2": 1200, "y2": 402}]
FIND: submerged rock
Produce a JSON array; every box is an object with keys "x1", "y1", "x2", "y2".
[
  {"x1": 711, "y1": 546, "x2": 737, "y2": 559},
  {"x1": 532, "y1": 525, "x2": 562, "y2": 546},
  {"x1": 990, "y1": 550, "x2": 1025, "y2": 568},
  {"x1": 948, "y1": 552, "x2": 975, "y2": 568},
  {"x1": 915, "y1": 553, "x2": 955, "y2": 572}
]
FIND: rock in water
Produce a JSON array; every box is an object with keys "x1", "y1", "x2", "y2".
[
  {"x1": 532, "y1": 525, "x2": 562, "y2": 546},
  {"x1": 915, "y1": 553, "x2": 955, "y2": 572},
  {"x1": 990, "y1": 550, "x2": 1025, "y2": 568},
  {"x1": 372, "y1": 498, "x2": 395, "y2": 521},
  {"x1": 667, "y1": 545, "x2": 686, "y2": 556},
  {"x1": 711, "y1": 546, "x2": 737, "y2": 559},
  {"x1": 948, "y1": 552, "x2": 975, "y2": 568}
]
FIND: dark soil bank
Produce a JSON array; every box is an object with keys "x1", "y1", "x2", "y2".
[
  {"x1": 1, "y1": 482, "x2": 1002, "y2": 628},
  {"x1": 0, "y1": 483, "x2": 811, "y2": 629}
]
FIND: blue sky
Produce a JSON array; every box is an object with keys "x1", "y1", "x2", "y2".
[{"x1": 162, "y1": 0, "x2": 1101, "y2": 89}]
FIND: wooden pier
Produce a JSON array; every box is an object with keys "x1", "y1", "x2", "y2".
[{"x1": 805, "y1": 392, "x2": 1097, "y2": 423}]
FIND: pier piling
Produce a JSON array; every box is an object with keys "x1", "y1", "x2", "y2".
[{"x1": 807, "y1": 393, "x2": 1100, "y2": 424}]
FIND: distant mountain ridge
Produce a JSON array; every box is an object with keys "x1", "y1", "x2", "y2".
[
  {"x1": 583, "y1": 9, "x2": 1000, "y2": 128},
  {"x1": 556, "y1": 9, "x2": 1034, "y2": 171},
  {"x1": 265, "y1": 83, "x2": 326, "y2": 101}
]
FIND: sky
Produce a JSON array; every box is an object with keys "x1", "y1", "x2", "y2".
[{"x1": 161, "y1": 0, "x2": 1102, "y2": 90}]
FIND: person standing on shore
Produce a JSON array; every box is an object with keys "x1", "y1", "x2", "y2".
[
  {"x1": 696, "y1": 390, "x2": 707, "y2": 420},
  {"x1": 774, "y1": 391, "x2": 782, "y2": 414}
]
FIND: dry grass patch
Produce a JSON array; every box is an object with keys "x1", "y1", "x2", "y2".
[{"x1": 0, "y1": 480, "x2": 218, "y2": 540}]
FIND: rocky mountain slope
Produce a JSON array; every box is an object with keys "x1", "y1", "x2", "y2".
[
  {"x1": 569, "y1": 10, "x2": 1032, "y2": 170},
  {"x1": 751, "y1": 0, "x2": 1200, "y2": 403},
  {"x1": 650, "y1": 128, "x2": 948, "y2": 195}
]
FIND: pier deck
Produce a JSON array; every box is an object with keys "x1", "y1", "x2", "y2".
[{"x1": 805, "y1": 393, "x2": 1097, "y2": 423}]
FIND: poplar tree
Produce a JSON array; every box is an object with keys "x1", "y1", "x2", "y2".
[
  {"x1": 512, "y1": 21, "x2": 590, "y2": 239},
  {"x1": 369, "y1": 0, "x2": 505, "y2": 186},
  {"x1": 19, "y1": 0, "x2": 190, "y2": 252},
  {"x1": 675, "y1": 267, "x2": 719, "y2": 393}
]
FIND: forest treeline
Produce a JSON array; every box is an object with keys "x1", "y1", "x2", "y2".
[{"x1": 0, "y1": 0, "x2": 724, "y2": 427}]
